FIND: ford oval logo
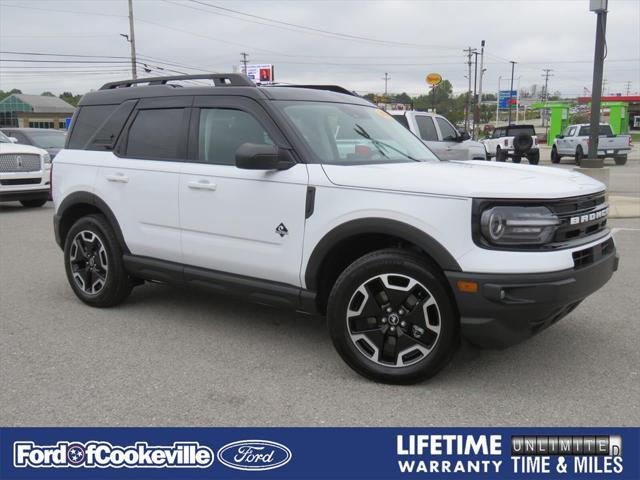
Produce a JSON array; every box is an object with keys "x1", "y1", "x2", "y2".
[{"x1": 217, "y1": 440, "x2": 292, "y2": 471}]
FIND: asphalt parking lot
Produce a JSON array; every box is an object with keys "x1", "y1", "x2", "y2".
[{"x1": 1, "y1": 205, "x2": 638, "y2": 428}]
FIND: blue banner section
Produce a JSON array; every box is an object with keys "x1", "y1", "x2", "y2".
[
  {"x1": 1, "y1": 427, "x2": 638, "y2": 480},
  {"x1": 498, "y1": 90, "x2": 518, "y2": 108}
]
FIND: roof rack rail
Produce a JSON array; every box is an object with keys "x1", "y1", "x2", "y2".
[
  {"x1": 268, "y1": 84, "x2": 357, "y2": 97},
  {"x1": 99, "y1": 73, "x2": 255, "y2": 90}
]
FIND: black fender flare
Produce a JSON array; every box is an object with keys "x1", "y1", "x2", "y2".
[
  {"x1": 304, "y1": 217, "x2": 461, "y2": 290},
  {"x1": 55, "y1": 191, "x2": 129, "y2": 253}
]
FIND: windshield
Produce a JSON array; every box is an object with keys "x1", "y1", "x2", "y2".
[
  {"x1": 26, "y1": 130, "x2": 66, "y2": 149},
  {"x1": 276, "y1": 102, "x2": 439, "y2": 165},
  {"x1": 0, "y1": 131, "x2": 9, "y2": 143}
]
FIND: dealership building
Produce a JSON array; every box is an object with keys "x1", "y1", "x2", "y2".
[{"x1": 0, "y1": 94, "x2": 75, "y2": 129}]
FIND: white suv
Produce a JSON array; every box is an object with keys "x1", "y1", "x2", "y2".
[
  {"x1": 0, "y1": 130, "x2": 51, "y2": 207},
  {"x1": 52, "y1": 74, "x2": 618, "y2": 384}
]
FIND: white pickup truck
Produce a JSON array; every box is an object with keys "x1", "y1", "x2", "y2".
[
  {"x1": 552, "y1": 124, "x2": 631, "y2": 166},
  {"x1": 389, "y1": 110, "x2": 487, "y2": 160}
]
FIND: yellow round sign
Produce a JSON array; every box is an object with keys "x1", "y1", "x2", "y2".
[{"x1": 426, "y1": 73, "x2": 442, "y2": 86}]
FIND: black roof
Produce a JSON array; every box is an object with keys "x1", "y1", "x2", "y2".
[{"x1": 80, "y1": 73, "x2": 371, "y2": 107}]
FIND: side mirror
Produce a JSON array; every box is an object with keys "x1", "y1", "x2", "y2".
[
  {"x1": 235, "y1": 143, "x2": 295, "y2": 170},
  {"x1": 458, "y1": 131, "x2": 471, "y2": 141},
  {"x1": 8, "y1": 137, "x2": 18, "y2": 143}
]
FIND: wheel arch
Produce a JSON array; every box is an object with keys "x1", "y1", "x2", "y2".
[
  {"x1": 56, "y1": 191, "x2": 129, "y2": 253},
  {"x1": 304, "y1": 218, "x2": 461, "y2": 314}
]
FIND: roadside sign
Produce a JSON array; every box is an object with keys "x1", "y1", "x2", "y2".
[
  {"x1": 498, "y1": 90, "x2": 517, "y2": 108},
  {"x1": 64, "y1": 117, "x2": 72, "y2": 130},
  {"x1": 425, "y1": 73, "x2": 442, "y2": 86},
  {"x1": 239, "y1": 64, "x2": 275, "y2": 84}
]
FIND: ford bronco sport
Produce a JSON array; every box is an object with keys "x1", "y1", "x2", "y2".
[{"x1": 52, "y1": 74, "x2": 618, "y2": 384}]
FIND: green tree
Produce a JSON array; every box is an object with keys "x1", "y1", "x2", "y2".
[
  {"x1": 41, "y1": 91, "x2": 55, "y2": 97},
  {"x1": 59, "y1": 91, "x2": 82, "y2": 107}
]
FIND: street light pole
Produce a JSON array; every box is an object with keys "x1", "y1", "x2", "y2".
[
  {"x1": 585, "y1": 0, "x2": 608, "y2": 167},
  {"x1": 508, "y1": 61, "x2": 516, "y2": 124},
  {"x1": 496, "y1": 76, "x2": 502, "y2": 126}
]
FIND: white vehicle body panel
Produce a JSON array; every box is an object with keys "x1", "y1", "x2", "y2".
[{"x1": 179, "y1": 162, "x2": 309, "y2": 286}]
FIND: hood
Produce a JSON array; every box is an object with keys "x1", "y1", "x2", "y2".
[
  {"x1": 0, "y1": 142, "x2": 47, "y2": 156},
  {"x1": 322, "y1": 160, "x2": 605, "y2": 199}
]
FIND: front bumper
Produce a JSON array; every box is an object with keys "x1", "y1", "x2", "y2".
[
  {"x1": 445, "y1": 246, "x2": 618, "y2": 349},
  {"x1": 0, "y1": 188, "x2": 49, "y2": 202}
]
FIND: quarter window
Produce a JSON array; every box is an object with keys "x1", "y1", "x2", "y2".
[
  {"x1": 436, "y1": 117, "x2": 458, "y2": 141},
  {"x1": 68, "y1": 105, "x2": 116, "y2": 149},
  {"x1": 415, "y1": 116, "x2": 438, "y2": 141},
  {"x1": 198, "y1": 108, "x2": 273, "y2": 165},
  {"x1": 125, "y1": 108, "x2": 185, "y2": 160}
]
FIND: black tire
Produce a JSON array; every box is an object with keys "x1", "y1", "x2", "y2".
[
  {"x1": 496, "y1": 147, "x2": 506, "y2": 162},
  {"x1": 550, "y1": 146, "x2": 561, "y2": 164},
  {"x1": 614, "y1": 155, "x2": 627, "y2": 166},
  {"x1": 575, "y1": 146, "x2": 584, "y2": 166},
  {"x1": 327, "y1": 249, "x2": 459, "y2": 384},
  {"x1": 512, "y1": 155, "x2": 522, "y2": 164},
  {"x1": 527, "y1": 151, "x2": 540, "y2": 165},
  {"x1": 64, "y1": 214, "x2": 133, "y2": 307},
  {"x1": 20, "y1": 199, "x2": 47, "y2": 208}
]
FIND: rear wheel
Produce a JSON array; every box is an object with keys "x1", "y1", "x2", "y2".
[
  {"x1": 575, "y1": 146, "x2": 584, "y2": 166},
  {"x1": 496, "y1": 147, "x2": 506, "y2": 162},
  {"x1": 614, "y1": 155, "x2": 627, "y2": 166},
  {"x1": 327, "y1": 249, "x2": 458, "y2": 384},
  {"x1": 64, "y1": 214, "x2": 133, "y2": 307},
  {"x1": 527, "y1": 151, "x2": 540, "y2": 165},
  {"x1": 20, "y1": 199, "x2": 47, "y2": 208},
  {"x1": 551, "y1": 146, "x2": 561, "y2": 164}
]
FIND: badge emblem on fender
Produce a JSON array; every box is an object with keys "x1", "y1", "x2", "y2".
[{"x1": 275, "y1": 223, "x2": 289, "y2": 237}]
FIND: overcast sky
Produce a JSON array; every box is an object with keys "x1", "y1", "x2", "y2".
[{"x1": 1, "y1": 0, "x2": 638, "y2": 98}]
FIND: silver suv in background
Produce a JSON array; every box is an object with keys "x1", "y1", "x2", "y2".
[{"x1": 389, "y1": 110, "x2": 487, "y2": 160}]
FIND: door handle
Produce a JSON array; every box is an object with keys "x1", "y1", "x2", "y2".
[
  {"x1": 106, "y1": 173, "x2": 129, "y2": 183},
  {"x1": 187, "y1": 180, "x2": 217, "y2": 191}
]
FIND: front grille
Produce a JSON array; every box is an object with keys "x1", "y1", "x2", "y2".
[
  {"x1": 0, "y1": 154, "x2": 41, "y2": 173},
  {"x1": 548, "y1": 192, "x2": 608, "y2": 243},
  {"x1": 572, "y1": 237, "x2": 614, "y2": 269},
  {"x1": 0, "y1": 178, "x2": 41, "y2": 186}
]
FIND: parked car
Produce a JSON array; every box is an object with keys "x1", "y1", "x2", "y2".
[
  {"x1": 52, "y1": 74, "x2": 617, "y2": 384},
  {"x1": 0, "y1": 130, "x2": 51, "y2": 207},
  {"x1": 481, "y1": 124, "x2": 540, "y2": 164},
  {"x1": 551, "y1": 124, "x2": 631, "y2": 166},
  {"x1": 389, "y1": 110, "x2": 487, "y2": 160},
  {"x1": 1, "y1": 128, "x2": 66, "y2": 160}
]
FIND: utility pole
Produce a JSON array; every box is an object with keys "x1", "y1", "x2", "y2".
[
  {"x1": 624, "y1": 81, "x2": 632, "y2": 95},
  {"x1": 507, "y1": 60, "x2": 516, "y2": 124},
  {"x1": 472, "y1": 51, "x2": 479, "y2": 138},
  {"x1": 586, "y1": 0, "x2": 608, "y2": 167},
  {"x1": 240, "y1": 52, "x2": 249, "y2": 76},
  {"x1": 541, "y1": 68, "x2": 553, "y2": 128},
  {"x1": 127, "y1": 0, "x2": 137, "y2": 79},
  {"x1": 463, "y1": 47, "x2": 476, "y2": 132},
  {"x1": 383, "y1": 72, "x2": 390, "y2": 98},
  {"x1": 477, "y1": 40, "x2": 485, "y2": 137}
]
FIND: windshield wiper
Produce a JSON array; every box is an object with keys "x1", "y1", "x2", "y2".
[{"x1": 353, "y1": 124, "x2": 418, "y2": 161}]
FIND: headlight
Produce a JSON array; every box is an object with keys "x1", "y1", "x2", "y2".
[
  {"x1": 480, "y1": 206, "x2": 559, "y2": 245},
  {"x1": 42, "y1": 152, "x2": 51, "y2": 164}
]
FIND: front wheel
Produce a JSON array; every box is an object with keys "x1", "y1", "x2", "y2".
[
  {"x1": 64, "y1": 214, "x2": 133, "y2": 307},
  {"x1": 20, "y1": 199, "x2": 47, "y2": 208},
  {"x1": 327, "y1": 249, "x2": 459, "y2": 384},
  {"x1": 575, "y1": 146, "x2": 584, "y2": 166},
  {"x1": 550, "y1": 146, "x2": 561, "y2": 164}
]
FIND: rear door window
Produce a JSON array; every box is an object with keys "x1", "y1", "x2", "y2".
[
  {"x1": 415, "y1": 116, "x2": 438, "y2": 141},
  {"x1": 125, "y1": 108, "x2": 186, "y2": 160}
]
